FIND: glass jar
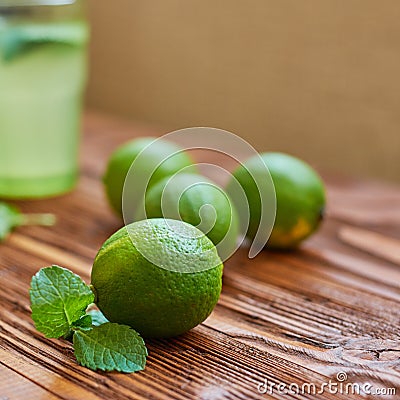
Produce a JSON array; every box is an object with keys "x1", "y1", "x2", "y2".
[{"x1": 0, "y1": 0, "x2": 88, "y2": 198}]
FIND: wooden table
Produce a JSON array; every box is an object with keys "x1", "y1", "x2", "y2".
[{"x1": 1, "y1": 112, "x2": 399, "y2": 400}]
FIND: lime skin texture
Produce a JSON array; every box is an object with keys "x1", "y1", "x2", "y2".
[
  {"x1": 137, "y1": 173, "x2": 239, "y2": 260},
  {"x1": 103, "y1": 137, "x2": 195, "y2": 218},
  {"x1": 227, "y1": 152, "x2": 326, "y2": 249},
  {"x1": 91, "y1": 218, "x2": 223, "y2": 339}
]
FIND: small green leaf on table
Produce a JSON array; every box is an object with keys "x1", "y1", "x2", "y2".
[
  {"x1": 0, "y1": 201, "x2": 56, "y2": 242},
  {"x1": 73, "y1": 323, "x2": 147, "y2": 372},
  {"x1": 30, "y1": 266, "x2": 94, "y2": 338},
  {"x1": 71, "y1": 314, "x2": 93, "y2": 331},
  {"x1": 0, "y1": 202, "x2": 20, "y2": 241}
]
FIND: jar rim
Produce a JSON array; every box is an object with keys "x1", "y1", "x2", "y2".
[{"x1": 0, "y1": 0, "x2": 76, "y2": 7}]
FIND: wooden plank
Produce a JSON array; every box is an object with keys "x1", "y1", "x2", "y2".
[
  {"x1": 327, "y1": 181, "x2": 400, "y2": 229},
  {"x1": 0, "y1": 363, "x2": 62, "y2": 400},
  {"x1": 0, "y1": 317, "x2": 152, "y2": 400},
  {"x1": 338, "y1": 226, "x2": 400, "y2": 266},
  {"x1": 1, "y1": 112, "x2": 399, "y2": 400},
  {"x1": 7, "y1": 233, "x2": 92, "y2": 278}
]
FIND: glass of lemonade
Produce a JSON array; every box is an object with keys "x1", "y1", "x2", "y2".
[{"x1": 0, "y1": 0, "x2": 88, "y2": 198}]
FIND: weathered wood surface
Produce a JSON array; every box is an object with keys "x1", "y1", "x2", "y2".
[{"x1": 1, "y1": 112, "x2": 399, "y2": 400}]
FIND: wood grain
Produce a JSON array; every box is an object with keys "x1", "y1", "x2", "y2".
[
  {"x1": 0, "y1": 111, "x2": 399, "y2": 400},
  {"x1": 338, "y1": 226, "x2": 400, "y2": 266}
]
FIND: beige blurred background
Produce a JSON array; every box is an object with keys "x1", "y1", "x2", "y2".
[{"x1": 86, "y1": 0, "x2": 400, "y2": 183}]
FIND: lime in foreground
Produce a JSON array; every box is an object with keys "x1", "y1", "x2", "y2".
[
  {"x1": 91, "y1": 218, "x2": 223, "y2": 338},
  {"x1": 227, "y1": 152, "x2": 326, "y2": 249}
]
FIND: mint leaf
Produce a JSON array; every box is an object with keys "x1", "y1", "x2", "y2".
[
  {"x1": 0, "y1": 201, "x2": 56, "y2": 242},
  {"x1": 73, "y1": 323, "x2": 147, "y2": 372},
  {"x1": 86, "y1": 308, "x2": 109, "y2": 326},
  {"x1": 71, "y1": 314, "x2": 93, "y2": 331},
  {"x1": 30, "y1": 266, "x2": 94, "y2": 338},
  {"x1": 0, "y1": 202, "x2": 20, "y2": 241}
]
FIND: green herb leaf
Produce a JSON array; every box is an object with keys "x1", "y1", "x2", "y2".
[
  {"x1": 86, "y1": 308, "x2": 109, "y2": 327},
  {"x1": 73, "y1": 323, "x2": 147, "y2": 372},
  {"x1": 71, "y1": 314, "x2": 93, "y2": 331},
  {"x1": 0, "y1": 202, "x2": 20, "y2": 241},
  {"x1": 0, "y1": 201, "x2": 56, "y2": 242},
  {"x1": 30, "y1": 266, "x2": 94, "y2": 338}
]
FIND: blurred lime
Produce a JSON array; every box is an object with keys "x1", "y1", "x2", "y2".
[
  {"x1": 227, "y1": 152, "x2": 326, "y2": 249},
  {"x1": 137, "y1": 173, "x2": 239, "y2": 260},
  {"x1": 91, "y1": 218, "x2": 223, "y2": 338},
  {"x1": 103, "y1": 137, "x2": 195, "y2": 217}
]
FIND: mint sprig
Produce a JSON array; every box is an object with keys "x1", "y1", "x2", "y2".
[
  {"x1": 71, "y1": 314, "x2": 93, "y2": 331},
  {"x1": 74, "y1": 323, "x2": 147, "y2": 372},
  {"x1": 30, "y1": 266, "x2": 147, "y2": 373},
  {"x1": 30, "y1": 266, "x2": 94, "y2": 338},
  {"x1": 0, "y1": 201, "x2": 56, "y2": 242}
]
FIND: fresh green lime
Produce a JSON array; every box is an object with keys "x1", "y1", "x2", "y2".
[
  {"x1": 103, "y1": 137, "x2": 195, "y2": 218},
  {"x1": 91, "y1": 218, "x2": 223, "y2": 338},
  {"x1": 227, "y1": 152, "x2": 326, "y2": 249},
  {"x1": 136, "y1": 173, "x2": 238, "y2": 260}
]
